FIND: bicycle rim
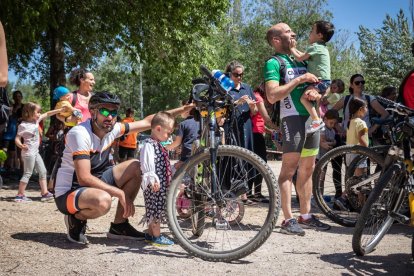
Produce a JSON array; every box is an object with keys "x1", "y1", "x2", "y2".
[
  {"x1": 352, "y1": 163, "x2": 406, "y2": 256},
  {"x1": 313, "y1": 145, "x2": 386, "y2": 227},
  {"x1": 167, "y1": 145, "x2": 280, "y2": 262}
]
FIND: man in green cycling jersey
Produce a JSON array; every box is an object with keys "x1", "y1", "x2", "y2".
[{"x1": 264, "y1": 22, "x2": 331, "y2": 235}]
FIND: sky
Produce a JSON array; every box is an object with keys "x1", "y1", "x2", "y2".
[
  {"x1": 327, "y1": 0, "x2": 411, "y2": 43},
  {"x1": 7, "y1": 0, "x2": 413, "y2": 83}
]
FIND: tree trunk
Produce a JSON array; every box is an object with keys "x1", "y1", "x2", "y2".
[{"x1": 49, "y1": 28, "x2": 66, "y2": 109}]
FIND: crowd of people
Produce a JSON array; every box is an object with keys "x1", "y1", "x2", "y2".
[{"x1": 0, "y1": 17, "x2": 413, "y2": 248}]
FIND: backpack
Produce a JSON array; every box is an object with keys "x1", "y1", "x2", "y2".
[{"x1": 265, "y1": 55, "x2": 287, "y2": 127}]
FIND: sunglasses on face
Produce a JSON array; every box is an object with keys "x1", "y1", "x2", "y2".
[
  {"x1": 354, "y1": 80, "x2": 365, "y2": 85},
  {"x1": 232, "y1": 72, "x2": 244, "y2": 78},
  {"x1": 98, "y1": 108, "x2": 118, "y2": 118}
]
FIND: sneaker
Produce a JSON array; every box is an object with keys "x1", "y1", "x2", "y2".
[
  {"x1": 41, "y1": 192, "x2": 54, "y2": 202},
  {"x1": 64, "y1": 214, "x2": 88, "y2": 244},
  {"x1": 298, "y1": 214, "x2": 331, "y2": 231},
  {"x1": 254, "y1": 194, "x2": 270, "y2": 203},
  {"x1": 15, "y1": 195, "x2": 32, "y2": 202},
  {"x1": 145, "y1": 233, "x2": 174, "y2": 246},
  {"x1": 306, "y1": 120, "x2": 325, "y2": 134},
  {"x1": 107, "y1": 219, "x2": 146, "y2": 240},
  {"x1": 280, "y1": 218, "x2": 305, "y2": 236},
  {"x1": 333, "y1": 197, "x2": 350, "y2": 211}
]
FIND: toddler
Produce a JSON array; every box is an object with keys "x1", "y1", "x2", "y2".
[
  {"x1": 53, "y1": 86, "x2": 82, "y2": 127},
  {"x1": 140, "y1": 111, "x2": 175, "y2": 246},
  {"x1": 290, "y1": 20, "x2": 335, "y2": 133},
  {"x1": 14, "y1": 102, "x2": 68, "y2": 202}
]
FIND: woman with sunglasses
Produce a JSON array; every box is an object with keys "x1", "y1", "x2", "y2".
[
  {"x1": 224, "y1": 60, "x2": 258, "y2": 205},
  {"x1": 333, "y1": 74, "x2": 388, "y2": 142}
]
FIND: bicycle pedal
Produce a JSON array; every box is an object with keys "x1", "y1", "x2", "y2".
[{"x1": 390, "y1": 211, "x2": 410, "y2": 224}]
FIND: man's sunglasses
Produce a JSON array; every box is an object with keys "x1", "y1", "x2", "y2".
[
  {"x1": 99, "y1": 108, "x2": 118, "y2": 118},
  {"x1": 354, "y1": 80, "x2": 365, "y2": 85},
  {"x1": 232, "y1": 72, "x2": 244, "y2": 78}
]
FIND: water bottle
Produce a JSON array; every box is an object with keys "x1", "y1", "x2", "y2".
[{"x1": 212, "y1": 70, "x2": 235, "y2": 92}]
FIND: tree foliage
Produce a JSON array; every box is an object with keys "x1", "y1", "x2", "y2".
[
  {"x1": 358, "y1": 9, "x2": 414, "y2": 94},
  {"x1": 0, "y1": 0, "x2": 229, "y2": 109}
]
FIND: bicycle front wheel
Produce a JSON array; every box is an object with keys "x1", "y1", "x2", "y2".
[
  {"x1": 167, "y1": 145, "x2": 280, "y2": 262},
  {"x1": 313, "y1": 145, "x2": 386, "y2": 227},
  {"x1": 352, "y1": 163, "x2": 406, "y2": 256}
]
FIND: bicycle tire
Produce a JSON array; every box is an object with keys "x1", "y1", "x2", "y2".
[
  {"x1": 352, "y1": 163, "x2": 406, "y2": 256},
  {"x1": 313, "y1": 145, "x2": 386, "y2": 227},
  {"x1": 167, "y1": 145, "x2": 280, "y2": 262}
]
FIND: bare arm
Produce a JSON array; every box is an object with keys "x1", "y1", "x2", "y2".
[
  {"x1": 265, "y1": 73, "x2": 318, "y2": 104},
  {"x1": 129, "y1": 104, "x2": 195, "y2": 134},
  {"x1": 332, "y1": 97, "x2": 345, "y2": 111},
  {"x1": 15, "y1": 134, "x2": 28, "y2": 150},
  {"x1": 358, "y1": 129, "x2": 369, "y2": 147},
  {"x1": 0, "y1": 21, "x2": 8, "y2": 87},
  {"x1": 165, "y1": 135, "x2": 182, "y2": 150},
  {"x1": 369, "y1": 99, "x2": 390, "y2": 135},
  {"x1": 257, "y1": 101, "x2": 278, "y2": 129},
  {"x1": 289, "y1": 47, "x2": 310, "y2": 62},
  {"x1": 39, "y1": 107, "x2": 67, "y2": 122}
]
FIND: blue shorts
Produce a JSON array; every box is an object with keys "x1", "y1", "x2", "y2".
[
  {"x1": 307, "y1": 80, "x2": 331, "y2": 94},
  {"x1": 55, "y1": 166, "x2": 116, "y2": 215}
]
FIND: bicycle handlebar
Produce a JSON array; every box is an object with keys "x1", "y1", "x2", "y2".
[{"x1": 376, "y1": 96, "x2": 414, "y2": 116}]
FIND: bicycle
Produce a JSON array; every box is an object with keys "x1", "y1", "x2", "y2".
[
  {"x1": 312, "y1": 144, "x2": 388, "y2": 227},
  {"x1": 166, "y1": 65, "x2": 280, "y2": 262},
  {"x1": 352, "y1": 96, "x2": 414, "y2": 257}
]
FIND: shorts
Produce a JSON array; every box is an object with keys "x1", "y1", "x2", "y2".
[
  {"x1": 55, "y1": 166, "x2": 116, "y2": 215},
  {"x1": 306, "y1": 80, "x2": 331, "y2": 94},
  {"x1": 281, "y1": 115, "x2": 320, "y2": 157},
  {"x1": 118, "y1": 146, "x2": 136, "y2": 159}
]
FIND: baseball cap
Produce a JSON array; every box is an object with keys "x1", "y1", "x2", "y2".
[{"x1": 53, "y1": 86, "x2": 70, "y2": 100}]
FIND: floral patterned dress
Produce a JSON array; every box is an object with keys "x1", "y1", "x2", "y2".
[{"x1": 139, "y1": 137, "x2": 172, "y2": 224}]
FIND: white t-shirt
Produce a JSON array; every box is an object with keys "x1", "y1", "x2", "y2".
[{"x1": 17, "y1": 120, "x2": 41, "y2": 157}]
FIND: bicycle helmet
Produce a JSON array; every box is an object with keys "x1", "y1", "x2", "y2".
[{"x1": 88, "y1": 91, "x2": 121, "y2": 109}]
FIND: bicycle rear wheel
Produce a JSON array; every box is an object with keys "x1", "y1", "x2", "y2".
[
  {"x1": 313, "y1": 145, "x2": 386, "y2": 227},
  {"x1": 352, "y1": 163, "x2": 406, "y2": 256},
  {"x1": 167, "y1": 145, "x2": 280, "y2": 262}
]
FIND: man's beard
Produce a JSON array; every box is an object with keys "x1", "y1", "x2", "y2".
[{"x1": 96, "y1": 119, "x2": 115, "y2": 132}]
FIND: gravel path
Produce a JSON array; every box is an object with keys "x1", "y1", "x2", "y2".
[{"x1": 0, "y1": 161, "x2": 413, "y2": 275}]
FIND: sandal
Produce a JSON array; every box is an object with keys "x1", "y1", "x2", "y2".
[{"x1": 242, "y1": 199, "x2": 257, "y2": 206}]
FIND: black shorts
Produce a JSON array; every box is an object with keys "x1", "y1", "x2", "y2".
[
  {"x1": 118, "y1": 146, "x2": 136, "y2": 159},
  {"x1": 55, "y1": 166, "x2": 116, "y2": 215}
]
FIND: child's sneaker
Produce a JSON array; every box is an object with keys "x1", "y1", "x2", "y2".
[
  {"x1": 41, "y1": 192, "x2": 54, "y2": 202},
  {"x1": 306, "y1": 119, "x2": 325, "y2": 134},
  {"x1": 15, "y1": 195, "x2": 32, "y2": 203},
  {"x1": 145, "y1": 233, "x2": 174, "y2": 246}
]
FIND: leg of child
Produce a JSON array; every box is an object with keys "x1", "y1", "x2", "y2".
[
  {"x1": 16, "y1": 155, "x2": 35, "y2": 201},
  {"x1": 34, "y1": 152, "x2": 49, "y2": 196},
  {"x1": 300, "y1": 87, "x2": 324, "y2": 133},
  {"x1": 148, "y1": 221, "x2": 161, "y2": 238}
]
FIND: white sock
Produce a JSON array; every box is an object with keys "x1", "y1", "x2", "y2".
[{"x1": 300, "y1": 214, "x2": 312, "y2": 220}]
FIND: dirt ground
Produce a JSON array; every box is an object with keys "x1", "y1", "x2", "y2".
[{"x1": 0, "y1": 160, "x2": 413, "y2": 276}]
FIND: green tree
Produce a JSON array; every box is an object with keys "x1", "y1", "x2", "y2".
[
  {"x1": 358, "y1": 10, "x2": 414, "y2": 94},
  {"x1": 0, "y1": 0, "x2": 229, "y2": 108}
]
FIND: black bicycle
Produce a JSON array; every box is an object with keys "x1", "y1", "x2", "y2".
[
  {"x1": 352, "y1": 96, "x2": 414, "y2": 257},
  {"x1": 166, "y1": 65, "x2": 280, "y2": 262}
]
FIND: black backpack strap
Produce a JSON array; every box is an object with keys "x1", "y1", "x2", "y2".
[
  {"x1": 71, "y1": 91, "x2": 78, "y2": 107},
  {"x1": 270, "y1": 55, "x2": 287, "y2": 85}
]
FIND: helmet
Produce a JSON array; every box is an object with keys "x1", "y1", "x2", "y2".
[{"x1": 88, "y1": 91, "x2": 121, "y2": 109}]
